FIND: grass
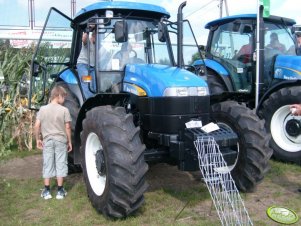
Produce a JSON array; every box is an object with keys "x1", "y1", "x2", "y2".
[
  {"x1": 1, "y1": 150, "x2": 301, "y2": 226},
  {"x1": 0, "y1": 175, "x2": 219, "y2": 226},
  {"x1": 0, "y1": 147, "x2": 40, "y2": 163}
]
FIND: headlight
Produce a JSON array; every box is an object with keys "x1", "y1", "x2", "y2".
[
  {"x1": 197, "y1": 87, "x2": 209, "y2": 96},
  {"x1": 123, "y1": 83, "x2": 147, "y2": 96},
  {"x1": 163, "y1": 87, "x2": 209, "y2": 96}
]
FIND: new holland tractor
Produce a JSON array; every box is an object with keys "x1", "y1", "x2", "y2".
[
  {"x1": 28, "y1": 1, "x2": 271, "y2": 218},
  {"x1": 193, "y1": 14, "x2": 301, "y2": 164}
]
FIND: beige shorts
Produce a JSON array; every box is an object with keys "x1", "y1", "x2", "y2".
[{"x1": 42, "y1": 139, "x2": 68, "y2": 178}]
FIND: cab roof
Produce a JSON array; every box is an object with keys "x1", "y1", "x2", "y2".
[
  {"x1": 74, "y1": 1, "x2": 170, "y2": 23},
  {"x1": 205, "y1": 14, "x2": 296, "y2": 29}
]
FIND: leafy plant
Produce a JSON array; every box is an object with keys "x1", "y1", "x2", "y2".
[
  {"x1": 0, "y1": 42, "x2": 34, "y2": 156},
  {"x1": 0, "y1": 40, "x2": 70, "y2": 156}
]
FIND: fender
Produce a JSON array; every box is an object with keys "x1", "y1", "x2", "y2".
[
  {"x1": 73, "y1": 93, "x2": 130, "y2": 164},
  {"x1": 59, "y1": 68, "x2": 78, "y2": 84},
  {"x1": 58, "y1": 68, "x2": 84, "y2": 106},
  {"x1": 193, "y1": 59, "x2": 229, "y2": 77},
  {"x1": 256, "y1": 80, "x2": 301, "y2": 113},
  {"x1": 193, "y1": 59, "x2": 234, "y2": 91}
]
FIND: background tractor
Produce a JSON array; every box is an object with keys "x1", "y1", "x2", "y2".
[
  {"x1": 194, "y1": 14, "x2": 301, "y2": 164},
  {"x1": 28, "y1": 1, "x2": 271, "y2": 219}
]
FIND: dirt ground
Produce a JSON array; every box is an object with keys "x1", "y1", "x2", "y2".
[{"x1": 1, "y1": 155, "x2": 301, "y2": 225}]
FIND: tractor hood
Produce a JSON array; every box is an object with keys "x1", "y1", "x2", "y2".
[
  {"x1": 274, "y1": 55, "x2": 301, "y2": 80},
  {"x1": 123, "y1": 64, "x2": 208, "y2": 97}
]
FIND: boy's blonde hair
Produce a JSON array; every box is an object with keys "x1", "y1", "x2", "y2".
[{"x1": 50, "y1": 85, "x2": 67, "y2": 101}]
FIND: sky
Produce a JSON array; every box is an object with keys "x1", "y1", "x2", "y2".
[{"x1": 0, "y1": 0, "x2": 300, "y2": 45}]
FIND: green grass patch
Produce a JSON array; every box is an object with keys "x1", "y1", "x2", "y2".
[
  {"x1": 0, "y1": 147, "x2": 40, "y2": 163},
  {"x1": 0, "y1": 174, "x2": 218, "y2": 226},
  {"x1": 267, "y1": 160, "x2": 301, "y2": 178},
  {"x1": 1, "y1": 159, "x2": 300, "y2": 225}
]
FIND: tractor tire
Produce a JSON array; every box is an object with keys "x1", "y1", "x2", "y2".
[
  {"x1": 258, "y1": 87, "x2": 301, "y2": 164},
  {"x1": 56, "y1": 81, "x2": 82, "y2": 174},
  {"x1": 211, "y1": 101, "x2": 272, "y2": 192},
  {"x1": 80, "y1": 106, "x2": 148, "y2": 218},
  {"x1": 207, "y1": 70, "x2": 227, "y2": 94}
]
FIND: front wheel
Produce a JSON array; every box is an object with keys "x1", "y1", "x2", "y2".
[
  {"x1": 211, "y1": 101, "x2": 272, "y2": 192},
  {"x1": 259, "y1": 87, "x2": 301, "y2": 164},
  {"x1": 80, "y1": 106, "x2": 148, "y2": 218}
]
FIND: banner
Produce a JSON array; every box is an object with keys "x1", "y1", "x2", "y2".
[{"x1": 0, "y1": 29, "x2": 72, "y2": 48}]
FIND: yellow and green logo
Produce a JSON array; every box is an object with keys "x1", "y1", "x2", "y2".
[{"x1": 267, "y1": 206, "x2": 299, "y2": 225}]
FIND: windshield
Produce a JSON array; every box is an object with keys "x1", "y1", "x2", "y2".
[
  {"x1": 209, "y1": 20, "x2": 296, "y2": 60},
  {"x1": 209, "y1": 21, "x2": 254, "y2": 60},
  {"x1": 94, "y1": 18, "x2": 173, "y2": 71},
  {"x1": 264, "y1": 21, "x2": 296, "y2": 57},
  {"x1": 208, "y1": 21, "x2": 255, "y2": 92}
]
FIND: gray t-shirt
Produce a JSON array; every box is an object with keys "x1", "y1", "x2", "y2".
[
  {"x1": 37, "y1": 103, "x2": 72, "y2": 143},
  {"x1": 77, "y1": 40, "x2": 95, "y2": 67}
]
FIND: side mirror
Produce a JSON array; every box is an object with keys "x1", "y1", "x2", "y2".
[
  {"x1": 32, "y1": 61, "x2": 41, "y2": 77},
  {"x1": 115, "y1": 20, "x2": 128, "y2": 42},
  {"x1": 199, "y1": 45, "x2": 205, "y2": 51},
  {"x1": 158, "y1": 22, "x2": 166, "y2": 42}
]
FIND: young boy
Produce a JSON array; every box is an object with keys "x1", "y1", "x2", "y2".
[{"x1": 34, "y1": 85, "x2": 72, "y2": 199}]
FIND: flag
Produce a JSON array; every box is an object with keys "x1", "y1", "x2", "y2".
[{"x1": 260, "y1": 0, "x2": 270, "y2": 18}]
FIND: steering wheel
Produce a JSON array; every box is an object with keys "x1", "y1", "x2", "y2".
[{"x1": 113, "y1": 49, "x2": 137, "y2": 60}]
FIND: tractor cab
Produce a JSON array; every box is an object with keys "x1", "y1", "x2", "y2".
[
  {"x1": 204, "y1": 14, "x2": 296, "y2": 94},
  {"x1": 194, "y1": 14, "x2": 301, "y2": 166},
  {"x1": 28, "y1": 1, "x2": 202, "y2": 109}
]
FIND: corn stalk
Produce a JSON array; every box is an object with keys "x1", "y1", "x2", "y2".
[{"x1": 0, "y1": 43, "x2": 34, "y2": 155}]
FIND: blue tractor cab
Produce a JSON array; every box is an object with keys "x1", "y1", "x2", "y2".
[{"x1": 194, "y1": 13, "x2": 301, "y2": 164}]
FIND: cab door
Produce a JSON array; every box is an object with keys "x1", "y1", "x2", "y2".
[{"x1": 28, "y1": 8, "x2": 73, "y2": 109}]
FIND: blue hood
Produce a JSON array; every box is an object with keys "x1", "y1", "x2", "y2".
[{"x1": 123, "y1": 64, "x2": 208, "y2": 97}]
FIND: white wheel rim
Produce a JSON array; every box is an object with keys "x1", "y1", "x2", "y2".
[
  {"x1": 271, "y1": 105, "x2": 301, "y2": 152},
  {"x1": 85, "y1": 132, "x2": 106, "y2": 196}
]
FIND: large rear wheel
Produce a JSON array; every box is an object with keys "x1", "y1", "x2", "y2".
[
  {"x1": 211, "y1": 101, "x2": 272, "y2": 192},
  {"x1": 80, "y1": 106, "x2": 148, "y2": 218},
  {"x1": 259, "y1": 87, "x2": 301, "y2": 164},
  {"x1": 55, "y1": 81, "x2": 81, "y2": 173}
]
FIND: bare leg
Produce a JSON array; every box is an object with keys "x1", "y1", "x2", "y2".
[
  {"x1": 57, "y1": 177, "x2": 63, "y2": 187},
  {"x1": 44, "y1": 178, "x2": 50, "y2": 186}
]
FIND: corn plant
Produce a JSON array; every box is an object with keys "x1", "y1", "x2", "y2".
[
  {"x1": 0, "y1": 40, "x2": 70, "y2": 156},
  {"x1": 0, "y1": 43, "x2": 34, "y2": 156}
]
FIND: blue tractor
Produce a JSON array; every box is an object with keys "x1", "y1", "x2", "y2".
[
  {"x1": 194, "y1": 14, "x2": 301, "y2": 165},
  {"x1": 28, "y1": 2, "x2": 271, "y2": 218}
]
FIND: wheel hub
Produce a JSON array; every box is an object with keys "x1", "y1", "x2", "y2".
[
  {"x1": 286, "y1": 119, "x2": 301, "y2": 137},
  {"x1": 95, "y1": 149, "x2": 106, "y2": 176},
  {"x1": 271, "y1": 105, "x2": 301, "y2": 152}
]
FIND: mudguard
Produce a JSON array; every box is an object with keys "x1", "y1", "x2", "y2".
[{"x1": 193, "y1": 59, "x2": 229, "y2": 77}]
